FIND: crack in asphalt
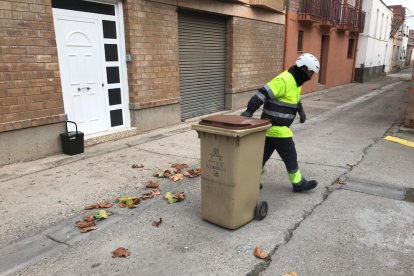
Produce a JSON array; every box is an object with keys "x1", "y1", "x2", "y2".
[
  {"x1": 246, "y1": 184, "x2": 334, "y2": 276},
  {"x1": 45, "y1": 234, "x2": 70, "y2": 247},
  {"x1": 246, "y1": 120, "x2": 403, "y2": 275}
]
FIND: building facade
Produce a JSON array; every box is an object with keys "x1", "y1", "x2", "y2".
[
  {"x1": 407, "y1": 30, "x2": 414, "y2": 67},
  {"x1": 354, "y1": 0, "x2": 392, "y2": 82},
  {"x1": 285, "y1": 0, "x2": 365, "y2": 93},
  {"x1": 0, "y1": 0, "x2": 285, "y2": 166}
]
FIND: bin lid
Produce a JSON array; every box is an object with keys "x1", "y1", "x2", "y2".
[{"x1": 199, "y1": 115, "x2": 270, "y2": 130}]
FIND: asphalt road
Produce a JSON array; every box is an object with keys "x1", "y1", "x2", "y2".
[{"x1": 0, "y1": 70, "x2": 413, "y2": 276}]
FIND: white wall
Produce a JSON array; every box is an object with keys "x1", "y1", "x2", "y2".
[{"x1": 356, "y1": 0, "x2": 393, "y2": 71}]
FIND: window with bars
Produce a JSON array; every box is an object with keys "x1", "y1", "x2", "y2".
[
  {"x1": 297, "y1": 30, "x2": 304, "y2": 52},
  {"x1": 347, "y1": 38, "x2": 355, "y2": 59}
]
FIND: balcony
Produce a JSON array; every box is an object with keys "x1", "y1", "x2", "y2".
[
  {"x1": 298, "y1": 1, "x2": 365, "y2": 32},
  {"x1": 298, "y1": 0, "x2": 322, "y2": 23},
  {"x1": 336, "y1": 4, "x2": 357, "y2": 31},
  {"x1": 357, "y1": 10, "x2": 366, "y2": 33},
  {"x1": 320, "y1": 0, "x2": 341, "y2": 27},
  {"x1": 250, "y1": 0, "x2": 284, "y2": 12}
]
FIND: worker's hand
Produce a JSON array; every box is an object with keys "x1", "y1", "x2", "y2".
[
  {"x1": 299, "y1": 110, "x2": 306, "y2": 123},
  {"x1": 240, "y1": 110, "x2": 252, "y2": 117}
]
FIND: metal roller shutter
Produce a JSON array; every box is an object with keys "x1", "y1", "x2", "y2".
[{"x1": 178, "y1": 11, "x2": 226, "y2": 120}]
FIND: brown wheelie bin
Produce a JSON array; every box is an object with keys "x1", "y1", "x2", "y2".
[{"x1": 192, "y1": 115, "x2": 271, "y2": 229}]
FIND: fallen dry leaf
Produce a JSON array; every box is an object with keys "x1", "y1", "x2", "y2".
[
  {"x1": 80, "y1": 226, "x2": 97, "y2": 233},
  {"x1": 163, "y1": 170, "x2": 172, "y2": 178},
  {"x1": 152, "y1": 217, "x2": 163, "y2": 227},
  {"x1": 171, "y1": 163, "x2": 189, "y2": 170},
  {"x1": 164, "y1": 192, "x2": 177, "y2": 203},
  {"x1": 84, "y1": 202, "x2": 113, "y2": 210},
  {"x1": 281, "y1": 272, "x2": 298, "y2": 276},
  {"x1": 253, "y1": 246, "x2": 269, "y2": 260},
  {"x1": 132, "y1": 164, "x2": 144, "y2": 168},
  {"x1": 117, "y1": 196, "x2": 140, "y2": 208},
  {"x1": 184, "y1": 168, "x2": 202, "y2": 178},
  {"x1": 170, "y1": 173, "x2": 184, "y2": 182},
  {"x1": 84, "y1": 215, "x2": 94, "y2": 222},
  {"x1": 335, "y1": 178, "x2": 345, "y2": 185},
  {"x1": 146, "y1": 180, "x2": 159, "y2": 189},
  {"x1": 112, "y1": 247, "x2": 131, "y2": 258},
  {"x1": 142, "y1": 188, "x2": 161, "y2": 200},
  {"x1": 94, "y1": 209, "x2": 110, "y2": 220},
  {"x1": 76, "y1": 221, "x2": 96, "y2": 228},
  {"x1": 153, "y1": 169, "x2": 172, "y2": 178},
  {"x1": 174, "y1": 192, "x2": 185, "y2": 202}
]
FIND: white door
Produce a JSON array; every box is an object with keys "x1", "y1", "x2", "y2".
[{"x1": 54, "y1": 13, "x2": 108, "y2": 134}]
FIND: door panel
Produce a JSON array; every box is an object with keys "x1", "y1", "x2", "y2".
[{"x1": 54, "y1": 15, "x2": 108, "y2": 134}]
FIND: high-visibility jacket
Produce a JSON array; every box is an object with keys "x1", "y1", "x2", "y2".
[{"x1": 260, "y1": 70, "x2": 301, "y2": 138}]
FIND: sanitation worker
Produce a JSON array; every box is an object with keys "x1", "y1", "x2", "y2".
[{"x1": 240, "y1": 53, "x2": 319, "y2": 192}]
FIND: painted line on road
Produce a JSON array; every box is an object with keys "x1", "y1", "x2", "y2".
[{"x1": 384, "y1": 135, "x2": 414, "y2": 148}]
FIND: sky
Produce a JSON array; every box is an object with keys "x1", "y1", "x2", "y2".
[{"x1": 382, "y1": 0, "x2": 414, "y2": 30}]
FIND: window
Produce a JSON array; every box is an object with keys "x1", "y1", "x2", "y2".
[
  {"x1": 374, "y1": 9, "x2": 379, "y2": 38},
  {"x1": 297, "y1": 31, "x2": 304, "y2": 52},
  {"x1": 347, "y1": 38, "x2": 355, "y2": 59}
]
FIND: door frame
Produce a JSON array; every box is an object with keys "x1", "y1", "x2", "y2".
[{"x1": 52, "y1": 0, "x2": 130, "y2": 133}]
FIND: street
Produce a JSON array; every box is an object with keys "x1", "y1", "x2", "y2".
[{"x1": 0, "y1": 70, "x2": 413, "y2": 276}]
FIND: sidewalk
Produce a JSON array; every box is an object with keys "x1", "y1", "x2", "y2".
[{"x1": 0, "y1": 71, "x2": 413, "y2": 275}]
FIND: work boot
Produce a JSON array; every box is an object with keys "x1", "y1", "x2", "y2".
[{"x1": 292, "y1": 178, "x2": 318, "y2": 193}]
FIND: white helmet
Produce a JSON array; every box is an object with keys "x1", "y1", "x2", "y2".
[{"x1": 296, "y1": 53, "x2": 320, "y2": 73}]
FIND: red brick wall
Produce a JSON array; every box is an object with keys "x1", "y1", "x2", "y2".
[
  {"x1": 0, "y1": 0, "x2": 64, "y2": 133},
  {"x1": 123, "y1": 0, "x2": 180, "y2": 109},
  {"x1": 227, "y1": 17, "x2": 285, "y2": 93},
  {"x1": 288, "y1": 0, "x2": 301, "y2": 12}
]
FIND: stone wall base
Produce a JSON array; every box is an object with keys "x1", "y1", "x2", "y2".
[
  {"x1": 225, "y1": 89, "x2": 257, "y2": 111},
  {"x1": 354, "y1": 65, "x2": 385, "y2": 83},
  {"x1": 0, "y1": 123, "x2": 65, "y2": 167},
  {"x1": 130, "y1": 103, "x2": 182, "y2": 132}
]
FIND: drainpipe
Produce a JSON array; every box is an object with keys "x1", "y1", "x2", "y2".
[
  {"x1": 352, "y1": 33, "x2": 359, "y2": 82},
  {"x1": 283, "y1": 1, "x2": 288, "y2": 71}
]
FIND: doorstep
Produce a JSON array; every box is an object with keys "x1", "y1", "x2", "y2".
[{"x1": 84, "y1": 127, "x2": 138, "y2": 147}]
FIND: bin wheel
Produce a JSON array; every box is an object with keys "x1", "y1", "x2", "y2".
[{"x1": 255, "y1": 201, "x2": 268, "y2": 220}]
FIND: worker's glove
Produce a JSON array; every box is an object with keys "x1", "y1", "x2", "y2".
[
  {"x1": 298, "y1": 110, "x2": 306, "y2": 123},
  {"x1": 297, "y1": 101, "x2": 306, "y2": 123},
  {"x1": 240, "y1": 110, "x2": 252, "y2": 117}
]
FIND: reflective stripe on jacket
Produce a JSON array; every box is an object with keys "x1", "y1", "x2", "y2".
[{"x1": 261, "y1": 70, "x2": 301, "y2": 138}]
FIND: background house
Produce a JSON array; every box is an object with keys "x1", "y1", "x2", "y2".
[
  {"x1": 0, "y1": 0, "x2": 285, "y2": 166},
  {"x1": 385, "y1": 5, "x2": 407, "y2": 72},
  {"x1": 354, "y1": 0, "x2": 393, "y2": 82},
  {"x1": 285, "y1": 0, "x2": 365, "y2": 93}
]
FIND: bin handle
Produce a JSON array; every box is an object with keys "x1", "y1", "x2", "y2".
[{"x1": 65, "y1": 121, "x2": 79, "y2": 135}]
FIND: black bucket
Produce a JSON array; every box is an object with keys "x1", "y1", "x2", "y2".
[{"x1": 60, "y1": 121, "x2": 84, "y2": 155}]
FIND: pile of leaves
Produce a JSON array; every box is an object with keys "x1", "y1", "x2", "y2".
[
  {"x1": 76, "y1": 209, "x2": 111, "y2": 233},
  {"x1": 153, "y1": 163, "x2": 201, "y2": 182}
]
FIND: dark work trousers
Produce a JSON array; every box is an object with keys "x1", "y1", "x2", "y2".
[{"x1": 262, "y1": 137, "x2": 298, "y2": 173}]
